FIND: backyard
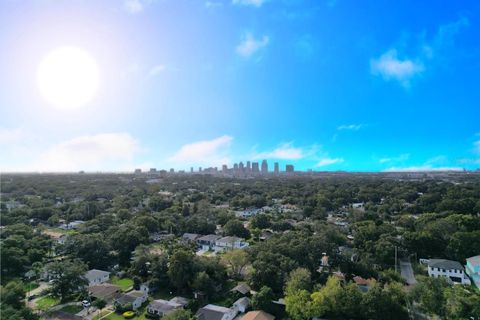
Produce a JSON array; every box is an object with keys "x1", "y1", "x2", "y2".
[{"x1": 110, "y1": 276, "x2": 134, "y2": 292}]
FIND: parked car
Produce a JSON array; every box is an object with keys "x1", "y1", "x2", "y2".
[{"x1": 82, "y1": 300, "x2": 91, "y2": 308}]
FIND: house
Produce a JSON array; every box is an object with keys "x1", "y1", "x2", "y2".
[
  {"x1": 233, "y1": 297, "x2": 250, "y2": 313},
  {"x1": 43, "y1": 230, "x2": 67, "y2": 245},
  {"x1": 466, "y1": 255, "x2": 480, "y2": 289},
  {"x1": 259, "y1": 230, "x2": 273, "y2": 241},
  {"x1": 114, "y1": 290, "x2": 148, "y2": 311},
  {"x1": 235, "y1": 208, "x2": 260, "y2": 218},
  {"x1": 169, "y1": 296, "x2": 189, "y2": 307},
  {"x1": 147, "y1": 299, "x2": 182, "y2": 317},
  {"x1": 353, "y1": 276, "x2": 375, "y2": 292},
  {"x1": 150, "y1": 232, "x2": 175, "y2": 242},
  {"x1": 241, "y1": 311, "x2": 275, "y2": 320},
  {"x1": 426, "y1": 259, "x2": 471, "y2": 285},
  {"x1": 214, "y1": 236, "x2": 249, "y2": 252},
  {"x1": 85, "y1": 269, "x2": 110, "y2": 286},
  {"x1": 317, "y1": 255, "x2": 330, "y2": 273},
  {"x1": 230, "y1": 283, "x2": 251, "y2": 296},
  {"x1": 196, "y1": 304, "x2": 238, "y2": 320},
  {"x1": 182, "y1": 233, "x2": 201, "y2": 242},
  {"x1": 197, "y1": 234, "x2": 222, "y2": 251},
  {"x1": 59, "y1": 220, "x2": 85, "y2": 230},
  {"x1": 88, "y1": 284, "x2": 121, "y2": 302}
]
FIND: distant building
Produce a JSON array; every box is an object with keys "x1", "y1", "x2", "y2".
[
  {"x1": 246, "y1": 161, "x2": 251, "y2": 172},
  {"x1": 252, "y1": 162, "x2": 259, "y2": 173},
  {"x1": 261, "y1": 160, "x2": 268, "y2": 174},
  {"x1": 239, "y1": 162, "x2": 245, "y2": 172},
  {"x1": 170, "y1": 168, "x2": 174, "y2": 173},
  {"x1": 214, "y1": 236, "x2": 249, "y2": 252},
  {"x1": 191, "y1": 167, "x2": 194, "y2": 173},
  {"x1": 149, "y1": 168, "x2": 157, "y2": 173},
  {"x1": 222, "y1": 165, "x2": 228, "y2": 173},
  {"x1": 134, "y1": 168, "x2": 142, "y2": 174},
  {"x1": 196, "y1": 304, "x2": 238, "y2": 320},
  {"x1": 466, "y1": 255, "x2": 480, "y2": 289},
  {"x1": 286, "y1": 164, "x2": 294, "y2": 173},
  {"x1": 274, "y1": 162, "x2": 279, "y2": 174},
  {"x1": 426, "y1": 259, "x2": 471, "y2": 285}
]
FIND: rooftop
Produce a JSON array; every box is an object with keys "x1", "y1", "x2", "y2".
[{"x1": 427, "y1": 259, "x2": 464, "y2": 270}]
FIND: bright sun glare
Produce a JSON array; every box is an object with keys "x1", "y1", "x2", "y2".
[{"x1": 37, "y1": 46, "x2": 99, "y2": 110}]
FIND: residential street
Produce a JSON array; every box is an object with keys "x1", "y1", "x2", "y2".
[{"x1": 400, "y1": 257, "x2": 417, "y2": 285}]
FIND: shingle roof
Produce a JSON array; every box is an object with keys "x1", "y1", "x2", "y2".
[
  {"x1": 196, "y1": 304, "x2": 231, "y2": 320},
  {"x1": 197, "y1": 234, "x2": 221, "y2": 242},
  {"x1": 230, "y1": 283, "x2": 251, "y2": 295},
  {"x1": 428, "y1": 259, "x2": 464, "y2": 270},
  {"x1": 85, "y1": 269, "x2": 110, "y2": 283},
  {"x1": 242, "y1": 311, "x2": 275, "y2": 320}
]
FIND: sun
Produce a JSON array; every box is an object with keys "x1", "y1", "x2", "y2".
[{"x1": 37, "y1": 46, "x2": 100, "y2": 110}]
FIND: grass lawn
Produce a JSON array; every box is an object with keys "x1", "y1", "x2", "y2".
[
  {"x1": 23, "y1": 281, "x2": 39, "y2": 292},
  {"x1": 59, "y1": 304, "x2": 83, "y2": 314},
  {"x1": 103, "y1": 312, "x2": 125, "y2": 320},
  {"x1": 36, "y1": 295, "x2": 60, "y2": 311},
  {"x1": 92, "y1": 309, "x2": 112, "y2": 320},
  {"x1": 110, "y1": 276, "x2": 134, "y2": 291}
]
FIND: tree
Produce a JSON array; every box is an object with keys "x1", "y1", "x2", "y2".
[
  {"x1": 285, "y1": 268, "x2": 311, "y2": 293},
  {"x1": 224, "y1": 219, "x2": 250, "y2": 239},
  {"x1": 93, "y1": 299, "x2": 107, "y2": 309},
  {"x1": 222, "y1": 250, "x2": 249, "y2": 278},
  {"x1": 444, "y1": 285, "x2": 480, "y2": 319},
  {"x1": 251, "y1": 214, "x2": 270, "y2": 229},
  {"x1": 168, "y1": 249, "x2": 195, "y2": 292},
  {"x1": 251, "y1": 286, "x2": 275, "y2": 314},
  {"x1": 410, "y1": 276, "x2": 449, "y2": 317},
  {"x1": 0, "y1": 281, "x2": 25, "y2": 308},
  {"x1": 285, "y1": 289, "x2": 311, "y2": 320},
  {"x1": 47, "y1": 259, "x2": 88, "y2": 301},
  {"x1": 162, "y1": 309, "x2": 193, "y2": 320},
  {"x1": 191, "y1": 271, "x2": 215, "y2": 297}
]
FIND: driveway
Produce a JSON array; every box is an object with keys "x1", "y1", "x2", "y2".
[{"x1": 399, "y1": 257, "x2": 417, "y2": 285}]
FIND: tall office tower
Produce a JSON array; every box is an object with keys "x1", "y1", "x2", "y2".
[
  {"x1": 222, "y1": 164, "x2": 228, "y2": 173},
  {"x1": 286, "y1": 164, "x2": 294, "y2": 173},
  {"x1": 261, "y1": 159, "x2": 268, "y2": 174},
  {"x1": 190, "y1": 167, "x2": 194, "y2": 173},
  {"x1": 274, "y1": 162, "x2": 279, "y2": 174},
  {"x1": 239, "y1": 162, "x2": 245, "y2": 172},
  {"x1": 246, "y1": 161, "x2": 251, "y2": 173},
  {"x1": 252, "y1": 162, "x2": 260, "y2": 173},
  {"x1": 233, "y1": 163, "x2": 239, "y2": 172},
  {"x1": 199, "y1": 167, "x2": 202, "y2": 172}
]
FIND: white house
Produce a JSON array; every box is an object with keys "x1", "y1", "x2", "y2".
[
  {"x1": 426, "y1": 259, "x2": 471, "y2": 285},
  {"x1": 232, "y1": 297, "x2": 250, "y2": 313},
  {"x1": 147, "y1": 299, "x2": 182, "y2": 317},
  {"x1": 214, "y1": 236, "x2": 249, "y2": 252},
  {"x1": 115, "y1": 290, "x2": 148, "y2": 310},
  {"x1": 196, "y1": 304, "x2": 238, "y2": 320},
  {"x1": 197, "y1": 234, "x2": 222, "y2": 251},
  {"x1": 85, "y1": 269, "x2": 110, "y2": 286}
]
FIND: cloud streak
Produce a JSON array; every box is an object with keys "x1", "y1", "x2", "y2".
[
  {"x1": 236, "y1": 33, "x2": 269, "y2": 58},
  {"x1": 169, "y1": 135, "x2": 233, "y2": 167},
  {"x1": 316, "y1": 157, "x2": 344, "y2": 167},
  {"x1": 232, "y1": 0, "x2": 267, "y2": 7},
  {"x1": 370, "y1": 50, "x2": 424, "y2": 87}
]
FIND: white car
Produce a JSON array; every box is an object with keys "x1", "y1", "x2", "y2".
[{"x1": 82, "y1": 300, "x2": 91, "y2": 308}]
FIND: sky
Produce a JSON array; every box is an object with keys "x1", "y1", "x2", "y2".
[{"x1": 0, "y1": 0, "x2": 479, "y2": 172}]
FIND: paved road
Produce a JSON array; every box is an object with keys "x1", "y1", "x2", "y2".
[{"x1": 400, "y1": 257, "x2": 417, "y2": 285}]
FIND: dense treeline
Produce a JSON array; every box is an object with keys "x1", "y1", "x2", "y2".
[{"x1": 1, "y1": 173, "x2": 479, "y2": 319}]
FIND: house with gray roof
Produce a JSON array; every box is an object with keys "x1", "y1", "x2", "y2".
[
  {"x1": 197, "y1": 234, "x2": 222, "y2": 251},
  {"x1": 195, "y1": 304, "x2": 238, "y2": 320},
  {"x1": 214, "y1": 236, "x2": 249, "y2": 252},
  {"x1": 84, "y1": 269, "x2": 110, "y2": 286},
  {"x1": 427, "y1": 259, "x2": 471, "y2": 285}
]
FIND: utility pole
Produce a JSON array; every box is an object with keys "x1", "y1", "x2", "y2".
[{"x1": 395, "y1": 246, "x2": 398, "y2": 273}]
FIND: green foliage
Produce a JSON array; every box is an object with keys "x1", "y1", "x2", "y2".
[
  {"x1": 162, "y1": 309, "x2": 193, "y2": 320},
  {"x1": 224, "y1": 219, "x2": 250, "y2": 239},
  {"x1": 251, "y1": 286, "x2": 275, "y2": 314},
  {"x1": 47, "y1": 258, "x2": 88, "y2": 301}
]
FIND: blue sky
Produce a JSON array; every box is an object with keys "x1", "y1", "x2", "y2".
[{"x1": 0, "y1": 0, "x2": 479, "y2": 172}]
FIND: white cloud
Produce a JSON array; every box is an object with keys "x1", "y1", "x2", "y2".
[
  {"x1": 149, "y1": 64, "x2": 166, "y2": 77},
  {"x1": 316, "y1": 157, "x2": 344, "y2": 167},
  {"x1": 123, "y1": 0, "x2": 153, "y2": 14},
  {"x1": 32, "y1": 133, "x2": 140, "y2": 172},
  {"x1": 232, "y1": 0, "x2": 267, "y2": 7},
  {"x1": 379, "y1": 153, "x2": 410, "y2": 164},
  {"x1": 384, "y1": 166, "x2": 462, "y2": 172},
  {"x1": 169, "y1": 135, "x2": 233, "y2": 167},
  {"x1": 252, "y1": 143, "x2": 307, "y2": 160},
  {"x1": 337, "y1": 124, "x2": 364, "y2": 131},
  {"x1": 370, "y1": 49, "x2": 424, "y2": 86},
  {"x1": 474, "y1": 140, "x2": 480, "y2": 154},
  {"x1": 236, "y1": 33, "x2": 269, "y2": 58},
  {"x1": 205, "y1": 1, "x2": 223, "y2": 8}
]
